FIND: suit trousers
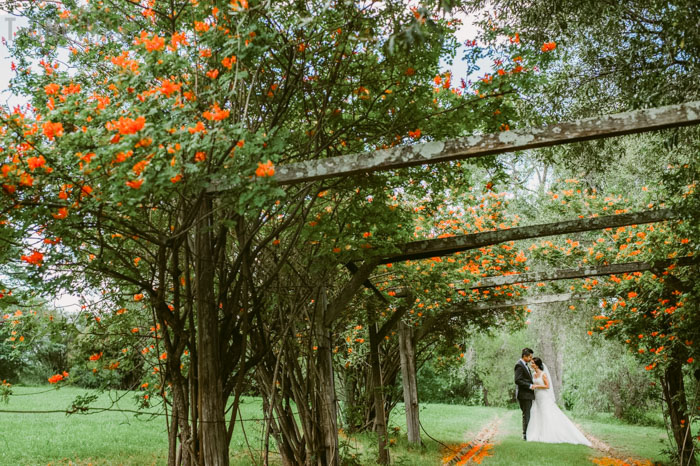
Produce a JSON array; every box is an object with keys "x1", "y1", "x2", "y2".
[{"x1": 518, "y1": 398, "x2": 533, "y2": 437}]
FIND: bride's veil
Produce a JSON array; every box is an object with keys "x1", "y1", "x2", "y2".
[{"x1": 541, "y1": 363, "x2": 556, "y2": 402}]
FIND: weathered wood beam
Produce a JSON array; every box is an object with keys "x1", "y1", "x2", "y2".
[
  {"x1": 373, "y1": 208, "x2": 676, "y2": 264},
  {"x1": 273, "y1": 101, "x2": 700, "y2": 184},
  {"x1": 463, "y1": 293, "x2": 594, "y2": 310},
  {"x1": 415, "y1": 293, "x2": 595, "y2": 341},
  {"x1": 469, "y1": 255, "x2": 700, "y2": 289}
]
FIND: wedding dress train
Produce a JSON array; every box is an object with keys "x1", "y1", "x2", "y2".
[{"x1": 526, "y1": 366, "x2": 592, "y2": 446}]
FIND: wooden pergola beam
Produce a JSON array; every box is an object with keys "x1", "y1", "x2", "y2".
[
  {"x1": 469, "y1": 255, "x2": 700, "y2": 289},
  {"x1": 372, "y1": 208, "x2": 676, "y2": 264},
  {"x1": 463, "y1": 293, "x2": 594, "y2": 310},
  {"x1": 273, "y1": 101, "x2": 700, "y2": 185}
]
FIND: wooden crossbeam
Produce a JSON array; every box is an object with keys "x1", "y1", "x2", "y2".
[
  {"x1": 373, "y1": 208, "x2": 676, "y2": 264},
  {"x1": 463, "y1": 293, "x2": 594, "y2": 310},
  {"x1": 469, "y1": 255, "x2": 700, "y2": 289},
  {"x1": 272, "y1": 101, "x2": 700, "y2": 184}
]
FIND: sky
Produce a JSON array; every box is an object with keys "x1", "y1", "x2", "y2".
[{"x1": 0, "y1": 6, "x2": 488, "y2": 312}]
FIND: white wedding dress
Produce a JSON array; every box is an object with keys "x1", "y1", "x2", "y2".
[{"x1": 526, "y1": 365, "x2": 592, "y2": 446}]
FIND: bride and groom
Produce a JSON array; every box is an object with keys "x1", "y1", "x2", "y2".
[{"x1": 515, "y1": 348, "x2": 592, "y2": 446}]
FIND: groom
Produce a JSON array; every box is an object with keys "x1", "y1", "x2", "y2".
[{"x1": 514, "y1": 347, "x2": 535, "y2": 440}]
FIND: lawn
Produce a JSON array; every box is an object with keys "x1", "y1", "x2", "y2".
[{"x1": 0, "y1": 386, "x2": 683, "y2": 465}]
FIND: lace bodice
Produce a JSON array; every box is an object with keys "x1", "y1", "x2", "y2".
[{"x1": 533, "y1": 371, "x2": 544, "y2": 385}]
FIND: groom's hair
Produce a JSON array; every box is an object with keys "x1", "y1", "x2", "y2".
[{"x1": 521, "y1": 348, "x2": 534, "y2": 357}]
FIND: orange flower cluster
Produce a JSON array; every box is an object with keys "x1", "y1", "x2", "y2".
[
  {"x1": 134, "y1": 31, "x2": 165, "y2": 52},
  {"x1": 42, "y1": 121, "x2": 64, "y2": 140},
  {"x1": 109, "y1": 51, "x2": 140, "y2": 73},
  {"x1": 48, "y1": 371, "x2": 69, "y2": 384},
  {"x1": 221, "y1": 56, "x2": 237, "y2": 69},
  {"x1": 256, "y1": 160, "x2": 275, "y2": 177},
  {"x1": 203, "y1": 105, "x2": 229, "y2": 121},
  {"x1": 53, "y1": 207, "x2": 68, "y2": 219},
  {"x1": 106, "y1": 116, "x2": 146, "y2": 135},
  {"x1": 27, "y1": 155, "x2": 47, "y2": 171},
  {"x1": 541, "y1": 41, "x2": 556, "y2": 52},
  {"x1": 159, "y1": 79, "x2": 181, "y2": 97},
  {"x1": 126, "y1": 179, "x2": 144, "y2": 189},
  {"x1": 89, "y1": 352, "x2": 103, "y2": 361},
  {"x1": 21, "y1": 250, "x2": 44, "y2": 266}
]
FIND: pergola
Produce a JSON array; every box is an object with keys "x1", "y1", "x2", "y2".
[{"x1": 255, "y1": 100, "x2": 700, "y2": 461}]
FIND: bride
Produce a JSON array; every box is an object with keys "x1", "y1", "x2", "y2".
[{"x1": 527, "y1": 357, "x2": 592, "y2": 446}]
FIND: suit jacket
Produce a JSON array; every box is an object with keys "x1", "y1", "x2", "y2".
[{"x1": 514, "y1": 360, "x2": 535, "y2": 400}]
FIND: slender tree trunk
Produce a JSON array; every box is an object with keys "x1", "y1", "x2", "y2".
[
  {"x1": 369, "y1": 320, "x2": 390, "y2": 464},
  {"x1": 315, "y1": 287, "x2": 339, "y2": 466},
  {"x1": 195, "y1": 196, "x2": 229, "y2": 466},
  {"x1": 399, "y1": 321, "x2": 421, "y2": 445},
  {"x1": 662, "y1": 361, "x2": 696, "y2": 466}
]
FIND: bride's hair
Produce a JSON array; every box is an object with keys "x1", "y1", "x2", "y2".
[{"x1": 532, "y1": 357, "x2": 544, "y2": 370}]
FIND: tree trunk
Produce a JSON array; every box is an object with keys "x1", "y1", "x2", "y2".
[
  {"x1": 195, "y1": 197, "x2": 229, "y2": 466},
  {"x1": 661, "y1": 362, "x2": 696, "y2": 466},
  {"x1": 369, "y1": 320, "x2": 390, "y2": 464},
  {"x1": 315, "y1": 326, "x2": 339, "y2": 465},
  {"x1": 399, "y1": 321, "x2": 421, "y2": 445}
]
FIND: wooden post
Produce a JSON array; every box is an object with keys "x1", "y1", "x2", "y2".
[
  {"x1": 368, "y1": 302, "x2": 390, "y2": 465},
  {"x1": 317, "y1": 286, "x2": 339, "y2": 466},
  {"x1": 399, "y1": 321, "x2": 421, "y2": 445}
]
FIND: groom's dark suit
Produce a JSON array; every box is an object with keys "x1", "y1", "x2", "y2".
[{"x1": 514, "y1": 360, "x2": 535, "y2": 439}]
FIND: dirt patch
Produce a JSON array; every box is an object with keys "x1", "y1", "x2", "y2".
[
  {"x1": 575, "y1": 422, "x2": 655, "y2": 466},
  {"x1": 442, "y1": 414, "x2": 507, "y2": 465}
]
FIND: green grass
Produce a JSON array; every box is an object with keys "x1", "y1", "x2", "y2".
[
  {"x1": 0, "y1": 386, "x2": 684, "y2": 465},
  {"x1": 0, "y1": 386, "x2": 270, "y2": 465}
]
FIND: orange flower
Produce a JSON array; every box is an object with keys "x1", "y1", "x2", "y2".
[
  {"x1": 628, "y1": 291, "x2": 638, "y2": 298},
  {"x1": 255, "y1": 160, "x2": 275, "y2": 177},
  {"x1": 408, "y1": 129, "x2": 421, "y2": 139},
  {"x1": 106, "y1": 116, "x2": 146, "y2": 135},
  {"x1": 194, "y1": 152, "x2": 206, "y2": 162},
  {"x1": 170, "y1": 174, "x2": 182, "y2": 183},
  {"x1": 134, "y1": 293, "x2": 144, "y2": 301},
  {"x1": 134, "y1": 31, "x2": 165, "y2": 52},
  {"x1": 42, "y1": 121, "x2": 64, "y2": 140},
  {"x1": 132, "y1": 159, "x2": 149, "y2": 175},
  {"x1": 541, "y1": 41, "x2": 556, "y2": 52},
  {"x1": 688, "y1": 358, "x2": 695, "y2": 364},
  {"x1": 221, "y1": 56, "x2": 237, "y2": 69},
  {"x1": 131, "y1": 327, "x2": 139, "y2": 333},
  {"x1": 194, "y1": 21, "x2": 210, "y2": 32},
  {"x1": 89, "y1": 351, "x2": 103, "y2": 361},
  {"x1": 44, "y1": 83, "x2": 60, "y2": 95},
  {"x1": 21, "y1": 250, "x2": 44, "y2": 266},
  {"x1": 27, "y1": 155, "x2": 47, "y2": 171},
  {"x1": 202, "y1": 104, "x2": 229, "y2": 121},
  {"x1": 126, "y1": 179, "x2": 144, "y2": 189},
  {"x1": 206, "y1": 69, "x2": 219, "y2": 79},
  {"x1": 188, "y1": 121, "x2": 207, "y2": 134},
  {"x1": 53, "y1": 207, "x2": 68, "y2": 219},
  {"x1": 48, "y1": 374, "x2": 64, "y2": 384},
  {"x1": 159, "y1": 79, "x2": 181, "y2": 97}
]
